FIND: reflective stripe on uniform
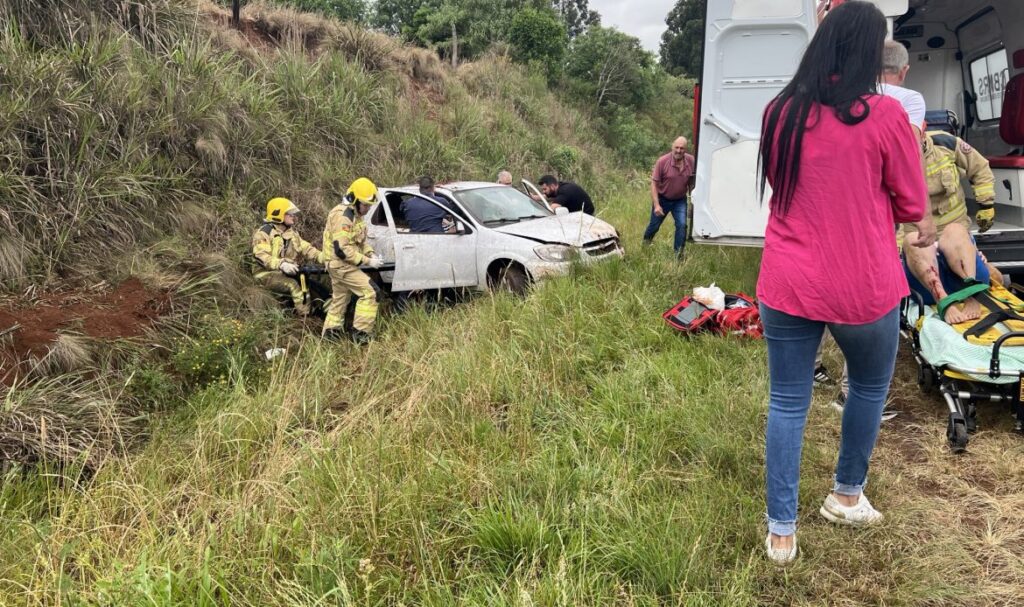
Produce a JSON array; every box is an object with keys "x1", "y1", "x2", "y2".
[
  {"x1": 354, "y1": 294, "x2": 377, "y2": 319},
  {"x1": 926, "y1": 158, "x2": 955, "y2": 176},
  {"x1": 323, "y1": 311, "x2": 344, "y2": 331},
  {"x1": 974, "y1": 183, "x2": 995, "y2": 197},
  {"x1": 937, "y1": 200, "x2": 967, "y2": 226}
]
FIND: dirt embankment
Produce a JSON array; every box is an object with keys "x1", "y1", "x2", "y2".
[{"x1": 0, "y1": 279, "x2": 171, "y2": 384}]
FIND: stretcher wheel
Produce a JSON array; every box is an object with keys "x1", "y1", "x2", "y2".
[
  {"x1": 966, "y1": 403, "x2": 978, "y2": 434},
  {"x1": 918, "y1": 366, "x2": 937, "y2": 391},
  {"x1": 947, "y1": 413, "x2": 969, "y2": 453}
]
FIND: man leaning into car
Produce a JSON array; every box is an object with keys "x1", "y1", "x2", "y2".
[{"x1": 401, "y1": 175, "x2": 454, "y2": 233}]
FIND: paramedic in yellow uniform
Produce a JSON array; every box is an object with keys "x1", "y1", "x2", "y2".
[{"x1": 903, "y1": 131, "x2": 997, "y2": 324}]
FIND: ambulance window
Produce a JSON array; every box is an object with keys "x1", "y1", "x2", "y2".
[{"x1": 970, "y1": 49, "x2": 1009, "y2": 122}]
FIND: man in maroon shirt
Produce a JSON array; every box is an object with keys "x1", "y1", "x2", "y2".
[{"x1": 644, "y1": 136, "x2": 695, "y2": 257}]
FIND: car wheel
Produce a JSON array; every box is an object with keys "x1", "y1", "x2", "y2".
[{"x1": 492, "y1": 264, "x2": 529, "y2": 295}]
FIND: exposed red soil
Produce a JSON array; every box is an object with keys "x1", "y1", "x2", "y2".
[{"x1": 0, "y1": 279, "x2": 171, "y2": 384}]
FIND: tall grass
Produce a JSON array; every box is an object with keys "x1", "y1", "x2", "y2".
[{"x1": 3, "y1": 193, "x2": 1020, "y2": 605}]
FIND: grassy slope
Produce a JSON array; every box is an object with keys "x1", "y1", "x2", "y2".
[
  {"x1": 2, "y1": 196, "x2": 1023, "y2": 605},
  {"x1": 0, "y1": 0, "x2": 620, "y2": 293}
]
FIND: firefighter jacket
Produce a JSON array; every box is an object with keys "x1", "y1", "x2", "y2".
[
  {"x1": 322, "y1": 204, "x2": 373, "y2": 267},
  {"x1": 251, "y1": 222, "x2": 321, "y2": 273},
  {"x1": 923, "y1": 131, "x2": 996, "y2": 231}
]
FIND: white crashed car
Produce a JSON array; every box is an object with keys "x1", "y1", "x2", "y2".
[{"x1": 365, "y1": 181, "x2": 623, "y2": 293}]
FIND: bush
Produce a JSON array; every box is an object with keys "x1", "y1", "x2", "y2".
[{"x1": 172, "y1": 317, "x2": 264, "y2": 388}]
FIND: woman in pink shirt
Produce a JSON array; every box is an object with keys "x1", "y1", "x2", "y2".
[{"x1": 757, "y1": 1, "x2": 934, "y2": 564}]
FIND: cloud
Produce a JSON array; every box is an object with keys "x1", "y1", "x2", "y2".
[{"x1": 589, "y1": 0, "x2": 676, "y2": 53}]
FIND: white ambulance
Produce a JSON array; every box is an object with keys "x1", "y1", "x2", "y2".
[{"x1": 693, "y1": 0, "x2": 1024, "y2": 270}]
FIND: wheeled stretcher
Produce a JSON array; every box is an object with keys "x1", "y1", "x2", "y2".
[{"x1": 901, "y1": 281, "x2": 1024, "y2": 453}]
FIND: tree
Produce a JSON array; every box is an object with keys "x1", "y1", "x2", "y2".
[
  {"x1": 566, "y1": 26, "x2": 656, "y2": 110},
  {"x1": 372, "y1": 0, "x2": 434, "y2": 36},
  {"x1": 508, "y1": 8, "x2": 567, "y2": 75},
  {"x1": 407, "y1": 0, "x2": 528, "y2": 65},
  {"x1": 551, "y1": 0, "x2": 599, "y2": 38},
  {"x1": 659, "y1": 0, "x2": 705, "y2": 78}
]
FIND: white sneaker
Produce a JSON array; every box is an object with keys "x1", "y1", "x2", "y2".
[
  {"x1": 765, "y1": 534, "x2": 798, "y2": 565},
  {"x1": 819, "y1": 493, "x2": 883, "y2": 526}
]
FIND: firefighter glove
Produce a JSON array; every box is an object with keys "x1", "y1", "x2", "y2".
[
  {"x1": 365, "y1": 255, "x2": 384, "y2": 269},
  {"x1": 279, "y1": 260, "x2": 299, "y2": 275},
  {"x1": 976, "y1": 205, "x2": 995, "y2": 233}
]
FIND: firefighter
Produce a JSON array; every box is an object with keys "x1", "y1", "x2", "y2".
[
  {"x1": 903, "y1": 131, "x2": 997, "y2": 324},
  {"x1": 321, "y1": 177, "x2": 384, "y2": 343},
  {"x1": 252, "y1": 197, "x2": 322, "y2": 316},
  {"x1": 921, "y1": 131, "x2": 996, "y2": 234}
]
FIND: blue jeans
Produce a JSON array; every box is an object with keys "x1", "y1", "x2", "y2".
[
  {"x1": 760, "y1": 303, "x2": 900, "y2": 537},
  {"x1": 642, "y1": 195, "x2": 687, "y2": 253}
]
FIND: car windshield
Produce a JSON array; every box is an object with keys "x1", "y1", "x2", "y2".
[{"x1": 452, "y1": 186, "x2": 552, "y2": 225}]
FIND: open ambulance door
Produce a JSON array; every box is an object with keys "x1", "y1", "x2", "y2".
[{"x1": 692, "y1": 0, "x2": 909, "y2": 247}]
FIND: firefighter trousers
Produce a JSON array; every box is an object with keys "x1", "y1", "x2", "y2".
[{"x1": 323, "y1": 263, "x2": 377, "y2": 333}]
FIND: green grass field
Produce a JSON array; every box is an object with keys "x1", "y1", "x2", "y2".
[{"x1": 2, "y1": 192, "x2": 1022, "y2": 606}]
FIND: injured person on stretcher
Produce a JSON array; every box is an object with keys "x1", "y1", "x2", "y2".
[{"x1": 904, "y1": 222, "x2": 1003, "y2": 324}]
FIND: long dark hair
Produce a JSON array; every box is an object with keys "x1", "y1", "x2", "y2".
[{"x1": 759, "y1": 1, "x2": 888, "y2": 215}]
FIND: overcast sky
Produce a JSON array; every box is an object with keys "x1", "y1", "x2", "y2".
[{"x1": 589, "y1": 0, "x2": 676, "y2": 54}]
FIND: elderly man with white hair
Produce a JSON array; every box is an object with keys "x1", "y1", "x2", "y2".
[
  {"x1": 496, "y1": 170, "x2": 513, "y2": 186},
  {"x1": 643, "y1": 136, "x2": 695, "y2": 258}
]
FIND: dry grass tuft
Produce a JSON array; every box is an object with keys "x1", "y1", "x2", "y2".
[
  {"x1": 33, "y1": 333, "x2": 93, "y2": 377},
  {"x1": 0, "y1": 375, "x2": 142, "y2": 472},
  {"x1": 395, "y1": 45, "x2": 448, "y2": 86},
  {"x1": 0, "y1": 235, "x2": 29, "y2": 284}
]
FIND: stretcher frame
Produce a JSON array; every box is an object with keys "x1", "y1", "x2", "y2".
[{"x1": 901, "y1": 290, "x2": 1024, "y2": 453}]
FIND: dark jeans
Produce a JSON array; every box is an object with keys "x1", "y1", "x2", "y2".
[
  {"x1": 760, "y1": 303, "x2": 900, "y2": 536},
  {"x1": 642, "y1": 195, "x2": 687, "y2": 253}
]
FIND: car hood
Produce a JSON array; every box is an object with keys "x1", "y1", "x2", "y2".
[{"x1": 492, "y1": 213, "x2": 618, "y2": 246}]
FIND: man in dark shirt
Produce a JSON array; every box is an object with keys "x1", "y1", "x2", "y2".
[
  {"x1": 401, "y1": 176, "x2": 453, "y2": 233},
  {"x1": 537, "y1": 175, "x2": 595, "y2": 214}
]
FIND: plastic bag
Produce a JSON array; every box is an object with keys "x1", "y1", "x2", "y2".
[{"x1": 692, "y1": 283, "x2": 726, "y2": 311}]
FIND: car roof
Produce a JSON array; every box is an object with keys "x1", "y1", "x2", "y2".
[{"x1": 385, "y1": 181, "x2": 505, "y2": 195}]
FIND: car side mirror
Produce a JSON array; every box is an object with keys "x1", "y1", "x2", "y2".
[
  {"x1": 456, "y1": 220, "x2": 468, "y2": 234},
  {"x1": 555, "y1": 207, "x2": 569, "y2": 217}
]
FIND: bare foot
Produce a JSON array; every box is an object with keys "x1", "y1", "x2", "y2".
[
  {"x1": 770, "y1": 533, "x2": 795, "y2": 551},
  {"x1": 943, "y1": 297, "x2": 983, "y2": 324}
]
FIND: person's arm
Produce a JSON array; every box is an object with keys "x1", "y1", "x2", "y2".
[
  {"x1": 359, "y1": 227, "x2": 375, "y2": 256},
  {"x1": 650, "y1": 161, "x2": 664, "y2": 215},
  {"x1": 958, "y1": 140, "x2": 996, "y2": 204},
  {"x1": 881, "y1": 107, "x2": 929, "y2": 226},
  {"x1": 252, "y1": 229, "x2": 280, "y2": 270},
  {"x1": 650, "y1": 180, "x2": 663, "y2": 216},
  {"x1": 295, "y1": 234, "x2": 323, "y2": 264},
  {"x1": 958, "y1": 141, "x2": 996, "y2": 232}
]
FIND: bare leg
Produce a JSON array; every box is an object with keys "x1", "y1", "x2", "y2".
[
  {"x1": 904, "y1": 230, "x2": 972, "y2": 324},
  {"x1": 937, "y1": 223, "x2": 983, "y2": 322}
]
